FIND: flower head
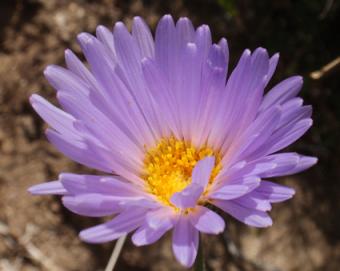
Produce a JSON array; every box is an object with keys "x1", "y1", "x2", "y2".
[{"x1": 29, "y1": 15, "x2": 317, "y2": 267}]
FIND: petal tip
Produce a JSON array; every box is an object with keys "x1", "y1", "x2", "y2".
[
  {"x1": 77, "y1": 32, "x2": 95, "y2": 45},
  {"x1": 131, "y1": 234, "x2": 145, "y2": 247},
  {"x1": 197, "y1": 24, "x2": 210, "y2": 32},
  {"x1": 244, "y1": 49, "x2": 251, "y2": 56},
  {"x1": 78, "y1": 231, "x2": 90, "y2": 243},
  {"x1": 95, "y1": 25, "x2": 106, "y2": 32},
  {"x1": 254, "y1": 47, "x2": 268, "y2": 55},
  {"x1": 293, "y1": 75, "x2": 304, "y2": 85},
  {"x1": 79, "y1": 229, "x2": 101, "y2": 244},
  {"x1": 64, "y1": 48, "x2": 73, "y2": 58},
  {"x1": 29, "y1": 93, "x2": 39, "y2": 105},
  {"x1": 310, "y1": 157, "x2": 318, "y2": 166},
  {"x1": 113, "y1": 21, "x2": 126, "y2": 32},
  {"x1": 177, "y1": 16, "x2": 190, "y2": 24},
  {"x1": 266, "y1": 219, "x2": 273, "y2": 227},
  {"x1": 272, "y1": 52, "x2": 280, "y2": 59},
  {"x1": 162, "y1": 14, "x2": 173, "y2": 20},
  {"x1": 43, "y1": 65, "x2": 55, "y2": 77},
  {"x1": 27, "y1": 185, "x2": 38, "y2": 195}
]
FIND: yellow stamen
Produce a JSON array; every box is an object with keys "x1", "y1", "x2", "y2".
[{"x1": 142, "y1": 136, "x2": 222, "y2": 207}]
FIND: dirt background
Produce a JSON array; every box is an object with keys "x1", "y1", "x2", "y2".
[{"x1": 0, "y1": 0, "x2": 339, "y2": 270}]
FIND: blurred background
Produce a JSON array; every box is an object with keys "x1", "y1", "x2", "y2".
[{"x1": 0, "y1": 0, "x2": 339, "y2": 270}]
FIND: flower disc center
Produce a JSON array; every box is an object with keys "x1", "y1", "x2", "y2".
[{"x1": 143, "y1": 137, "x2": 221, "y2": 206}]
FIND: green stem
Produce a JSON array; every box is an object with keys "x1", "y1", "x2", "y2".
[{"x1": 194, "y1": 234, "x2": 206, "y2": 271}]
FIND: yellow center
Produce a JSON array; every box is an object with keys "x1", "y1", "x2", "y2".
[{"x1": 143, "y1": 136, "x2": 222, "y2": 207}]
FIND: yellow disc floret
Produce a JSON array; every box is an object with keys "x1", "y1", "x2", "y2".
[{"x1": 143, "y1": 136, "x2": 221, "y2": 207}]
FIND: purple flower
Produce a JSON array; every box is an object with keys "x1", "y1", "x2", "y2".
[{"x1": 29, "y1": 15, "x2": 317, "y2": 267}]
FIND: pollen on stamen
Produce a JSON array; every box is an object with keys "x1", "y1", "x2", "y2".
[{"x1": 142, "y1": 136, "x2": 222, "y2": 207}]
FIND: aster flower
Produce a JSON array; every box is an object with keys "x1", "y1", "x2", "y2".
[{"x1": 29, "y1": 15, "x2": 317, "y2": 267}]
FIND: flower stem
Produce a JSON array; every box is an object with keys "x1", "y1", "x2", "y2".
[
  {"x1": 194, "y1": 234, "x2": 206, "y2": 271},
  {"x1": 104, "y1": 234, "x2": 127, "y2": 271}
]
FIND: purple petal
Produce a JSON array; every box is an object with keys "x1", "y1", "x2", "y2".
[
  {"x1": 227, "y1": 176, "x2": 261, "y2": 189},
  {"x1": 145, "y1": 207, "x2": 175, "y2": 229},
  {"x1": 192, "y1": 156, "x2": 215, "y2": 187},
  {"x1": 118, "y1": 198, "x2": 159, "y2": 209},
  {"x1": 252, "y1": 181, "x2": 295, "y2": 203},
  {"x1": 209, "y1": 184, "x2": 250, "y2": 200},
  {"x1": 45, "y1": 129, "x2": 113, "y2": 173},
  {"x1": 141, "y1": 57, "x2": 181, "y2": 138},
  {"x1": 192, "y1": 41, "x2": 227, "y2": 147},
  {"x1": 113, "y1": 22, "x2": 164, "y2": 142},
  {"x1": 253, "y1": 153, "x2": 299, "y2": 178},
  {"x1": 132, "y1": 208, "x2": 174, "y2": 246},
  {"x1": 204, "y1": 43, "x2": 227, "y2": 91},
  {"x1": 57, "y1": 91, "x2": 145, "y2": 165},
  {"x1": 278, "y1": 98, "x2": 312, "y2": 128},
  {"x1": 264, "y1": 53, "x2": 279, "y2": 87},
  {"x1": 212, "y1": 176, "x2": 261, "y2": 200},
  {"x1": 175, "y1": 42, "x2": 201, "y2": 140},
  {"x1": 77, "y1": 32, "x2": 115, "y2": 78},
  {"x1": 44, "y1": 64, "x2": 88, "y2": 95},
  {"x1": 230, "y1": 48, "x2": 269, "y2": 133},
  {"x1": 30, "y1": 94, "x2": 81, "y2": 141},
  {"x1": 227, "y1": 105, "x2": 281, "y2": 162},
  {"x1": 95, "y1": 25, "x2": 117, "y2": 61},
  {"x1": 28, "y1": 181, "x2": 67, "y2": 195},
  {"x1": 64, "y1": 49, "x2": 94, "y2": 82},
  {"x1": 60, "y1": 174, "x2": 145, "y2": 196},
  {"x1": 132, "y1": 16, "x2": 155, "y2": 58},
  {"x1": 252, "y1": 153, "x2": 317, "y2": 178},
  {"x1": 62, "y1": 194, "x2": 121, "y2": 217},
  {"x1": 113, "y1": 22, "x2": 142, "y2": 78},
  {"x1": 64, "y1": 49, "x2": 128, "y2": 125},
  {"x1": 63, "y1": 49, "x2": 124, "y2": 125},
  {"x1": 79, "y1": 208, "x2": 146, "y2": 243},
  {"x1": 195, "y1": 24, "x2": 212, "y2": 64},
  {"x1": 45, "y1": 63, "x2": 122, "y2": 139},
  {"x1": 132, "y1": 222, "x2": 173, "y2": 247},
  {"x1": 176, "y1": 17, "x2": 195, "y2": 47},
  {"x1": 266, "y1": 118, "x2": 313, "y2": 154},
  {"x1": 232, "y1": 196, "x2": 272, "y2": 211},
  {"x1": 286, "y1": 155, "x2": 318, "y2": 175},
  {"x1": 76, "y1": 32, "x2": 156, "y2": 147},
  {"x1": 206, "y1": 49, "x2": 250, "y2": 149},
  {"x1": 172, "y1": 215, "x2": 199, "y2": 267},
  {"x1": 190, "y1": 206, "x2": 225, "y2": 234},
  {"x1": 219, "y1": 48, "x2": 269, "y2": 142},
  {"x1": 155, "y1": 15, "x2": 176, "y2": 80},
  {"x1": 260, "y1": 76, "x2": 303, "y2": 111},
  {"x1": 214, "y1": 200, "x2": 272, "y2": 228},
  {"x1": 170, "y1": 184, "x2": 203, "y2": 209},
  {"x1": 48, "y1": 126, "x2": 143, "y2": 186},
  {"x1": 170, "y1": 157, "x2": 215, "y2": 208},
  {"x1": 218, "y1": 37, "x2": 229, "y2": 75},
  {"x1": 218, "y1": 161, "x2": 272, "y2": 184},
  {"x1": 59, "y1": 174, "x2": 156, "y2": 209}
]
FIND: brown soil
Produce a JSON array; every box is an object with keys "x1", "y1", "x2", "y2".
[{"x1": 0, "y1": 0, "x2": 339, "y2": 270}]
